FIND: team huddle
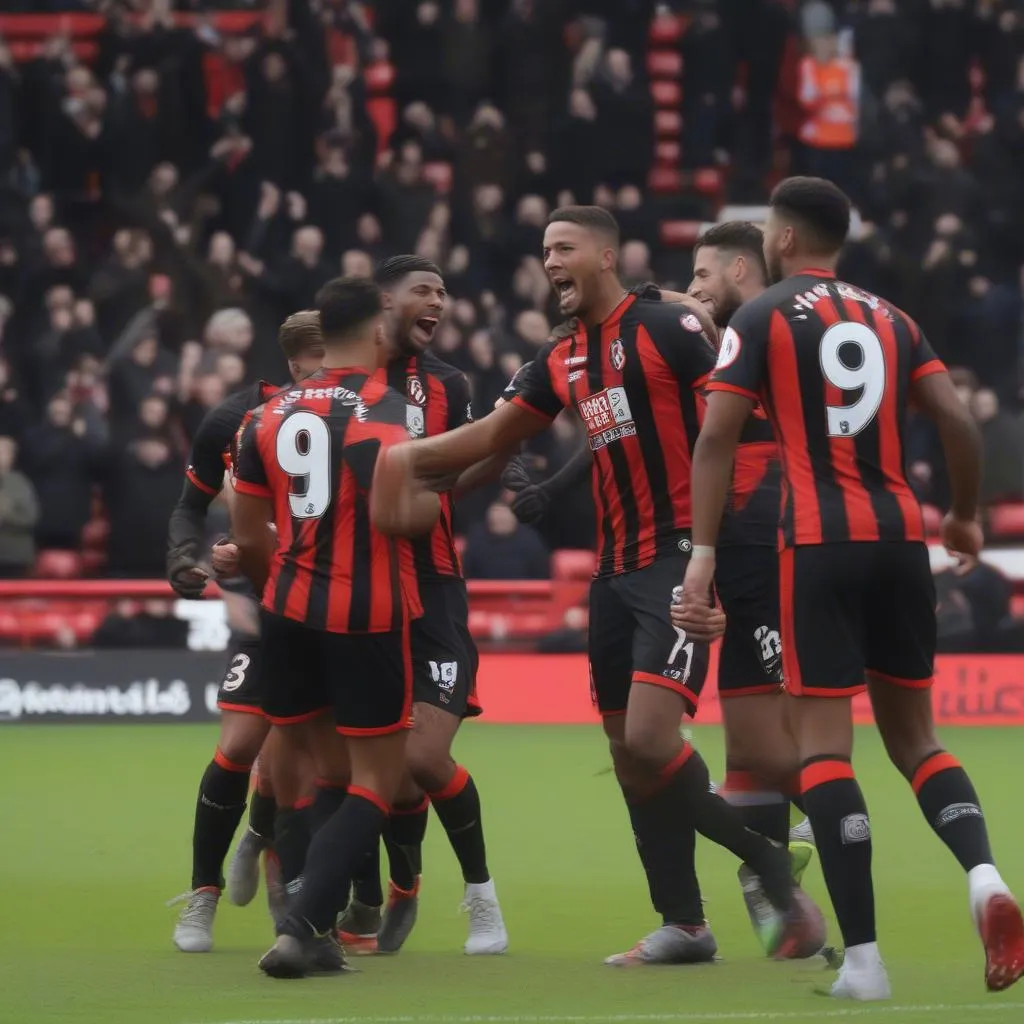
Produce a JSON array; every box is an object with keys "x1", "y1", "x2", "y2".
[{"x1": 166, "y1": 176, "x2": 1024, "y2": 1000}]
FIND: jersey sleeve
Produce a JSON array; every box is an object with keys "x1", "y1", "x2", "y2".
[
  {"x1": 907, "y1": 320, "x2": 946, "y2": 382},
  {"x1": 444, "y1": 370, "x2": 474, "y2": 430},
  {"x1": 641, "y1": 303, "x2": 718, "y2": 391},
  {"x1": 232, "y1": 410, "x2": 273, "y2": 499},
  {"x1": 706, "y1": 300, "x2": 771, "y2": 401},
  {"x1": 184, "y1": 397, "x2": 245, "y2": 496},
  {"x1": 509, "y1": 343, "x2": 563, "y2": 421}
]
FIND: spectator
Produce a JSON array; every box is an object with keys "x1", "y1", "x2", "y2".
[
  {"x1": 971, "y1": 389, "x2": 1024, "y2": 504},
  {"x1": 0, "y1": 436, "x2": 38, "y2": 578},
  {"x1": 589, "y1": 49, "x2": 654, "y2": 189},
  {"x1": 462, "y1": 501, "x2": 550, "y2": 581}
]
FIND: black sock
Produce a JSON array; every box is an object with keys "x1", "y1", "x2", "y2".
[
  {"x1": 275, "y1": 801, "x2": 312, "y2": 891},
  {"x1": 283, "y1": 792, "x2": 387, "y2": 937},
  {"x1": 191, "y1": 756, "x2": 250, "y2": 890},
  {"x1": 626, "y1": 793, "x2": 703, "y2": 927},
  {"x1": 248, "y1": 790, "x2": 277, "y2": 843},
  {"x1": 385, "y1": 798, "x2": 429, "y2": 891},
  {"x1": 801, "y1": 756, "x2": 875, "y2": 947},
  {"x1": 352, "y1": 839, "x2": 384, "y2": 907},
  {"x1": 911, "y1": 750, "x2": 993, "y2": 872},
  {"x1": 430, "y1": 766, "x2": 490, "y2": 885},
  {"x1": 311, "y1": 780, "x2": 347, "y2": 835},
  {"x1": 722, "y1": 768, "x2": 790, "y2": 846}
]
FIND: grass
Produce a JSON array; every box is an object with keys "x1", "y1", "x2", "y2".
[{"x1": 1, "y1": 723, "x2": 1022, "y2": 1024}]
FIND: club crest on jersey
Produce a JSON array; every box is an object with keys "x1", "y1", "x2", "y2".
[
  {"x1": 407, "y1": 377, "x2": 426, "y2": 407},
  {"x1": 680, "y1": 313, "x2": 703, "y2": 334},
  {"x1": 609, "y1": 338, "x2": 626, "y2": 371},
  {"x1": 716, "y1": 328, "x2": 741, "y2": 370}
]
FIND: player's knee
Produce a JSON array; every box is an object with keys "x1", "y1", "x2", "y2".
[
  {"x1": 406, "y1": 740, "x2": 454, "y2": 795},
  {"x1": 217, "y1": 714, "x2": 268, "y2": 766},
  {"x1": 622, "y1": 716, "x2": 679, "y2": 773}
]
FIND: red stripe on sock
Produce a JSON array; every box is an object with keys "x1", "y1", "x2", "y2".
[
  {"x1": 392, "y1": 796, "x2": 429, "y2": 816},
  {"x1": 800, "y1": 759, "x2": 855, "y2": 793},
  {"x1": 723, "y1": 769, "x2": 760, "y2": 794},
  {"x1": 428, "y1": 764, "x2": 470, "y2": 802},
  {"x1": 659, "y1": 742, "x2": 694, "y2": 782},
  {"x1": 292, "y1": 796, "x2": 313, "y2": 811},
  {"x1": 911, "y1": 751, "x2": 961, "y2": 795},
  {"x1": 315, "y1": 777, "x2": 348, "y2": 790},
  {"x1": 214, "y1": 748, "x2": 253, "y2": 774},
  {"x1": 348, "y1": 785, "x2": 390, "y2": 815}
]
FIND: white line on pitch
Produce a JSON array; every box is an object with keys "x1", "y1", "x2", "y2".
[{"x1": 204, "y1": 1002, "x2": 1024, "y2": 1024}]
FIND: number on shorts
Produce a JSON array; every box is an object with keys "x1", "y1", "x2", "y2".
[
  {"x1": 222, "y1": 652, "x2": 250, "y2": 692},
  {"x1": 668, "y1": 626, "x2": 694, "y2": 684},
  {"x1": 819, "y1": 321, "x2": 886, "y2": 437},
  {"x1": 429, "y1": 660, "x2": 458, "y2": 689},
  {"x1": 275, "y1": 410, "x2": 332, "y2": 519}
]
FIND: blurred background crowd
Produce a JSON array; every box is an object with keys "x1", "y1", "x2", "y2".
[{"x1": 0, "y1": 0, "x2": 1021, "y2": 653}]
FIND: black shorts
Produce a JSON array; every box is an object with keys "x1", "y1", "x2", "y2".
[
  {"x1": 216, "y1": 636, "x2": 266, "y2": 716},
  {"x1": 715, "y1": 545, "x2": 784, "y2": 699},
  {"x1": 588, "y1": 550, "x2": 711, "y2": 717},
  {"x1": 258, "y1": 611, "x2": 413, "y2": 735},
  {"x1": 780, "y1": 541, "x2": 937, "y2": 697},
  {"x1": 411, "y1": 579, "x2": 481, "y2": 718}
]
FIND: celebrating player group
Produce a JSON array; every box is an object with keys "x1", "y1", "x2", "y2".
[{"x1": 166, "y1": 176, "x2": 1024, "y2": 1001}]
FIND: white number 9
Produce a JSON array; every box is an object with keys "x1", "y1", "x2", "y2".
[
  {"x1": 819, "y1": 321, "x2": 885, "y2": 437},
  {"x1": 276, "y1": 410, "x2": 332, "y2": 519}
]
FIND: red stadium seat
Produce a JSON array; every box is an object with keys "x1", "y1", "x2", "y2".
[
  {"x1": 656, "y1": 140, "x2": 681, "y2": 165},
  {"x1": 693, "y1": 168, "x2": 724, "y2": 197},
  {"x1": 1012, "y1": 594, "x2": 1024, "y2": 620},
  {"x1": 81, "y1": 517, "x2": 110, "y2": 549},
  {"x1": 659, "y1": 220, "x2": 703, "y2": 248},
  {"x1": 647, "y1": 50, "x2": 683, "y2": 80},
  {"x1": 649, "y1": 15, "x2": 686, "y2": 46},
  {"x1": 552, "y1": 549, "x2": 597, "y2": 581},
  {"x1": 33, "y1": 550, "x2": 83, "y2": 580},
  {"x1": 655, "y1": 109, "x2": 682, "y2": 138},
  {"x1": 422, "y1": 162, "x2": 453, "y2": 194},
  {"x1": 651, "y1": 80, "x2": 682, "y2": 109},
  {"x1": 81, "y1": 550, "x2": 108, "y2": 575},
  {"x1": 921, "y1": 504, "x2": 943, "y2": 538},
  {"x1": 989, "y1": 503, "x2": 1024, "y2": 541},
  {"x1": 364, "y1": 61, "x2": 396, "y2": 94},
  {"x1": 648, "y1": 167, "x2": 682, "y2": 194}
]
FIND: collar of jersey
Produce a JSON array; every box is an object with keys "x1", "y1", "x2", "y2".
[{"x1": 794, "y1": 267, "x2": 837, "y2": 279}]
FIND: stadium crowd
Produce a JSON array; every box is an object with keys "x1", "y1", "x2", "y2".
[{"x1": 0, "y1": 0, "x2": 1021, "y2": 589}]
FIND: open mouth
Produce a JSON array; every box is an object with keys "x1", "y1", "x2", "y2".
[
  {"x1": 410, "y1": 316, "x2": 439, "y2": 345},
  {"x1": 552, "y1": 277, "x2": 577, "y2": 309}
]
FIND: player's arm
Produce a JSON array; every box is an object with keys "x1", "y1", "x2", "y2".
[
  {"x1": 230, "y1": 411, "x2": 278, "y2": 593},
  {"x1": 649, "y1": 287, "x2": 719, "y2": 346},
  {"x1": 166, "y1": 399, "x2": 241, "y2": 598},
  {"x1": 503, "y1": 439, "x2": 591, "y2": 525},
  {"x1": 907, "y1": 329, "x2": 983, "y2": 559}
]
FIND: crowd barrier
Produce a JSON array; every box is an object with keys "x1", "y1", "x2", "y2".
[{"x1": 0, "y1": 649, "x2": 1021, "y2": 726}]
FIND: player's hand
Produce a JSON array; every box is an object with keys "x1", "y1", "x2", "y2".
[
  {"x1": 670, "y1": 557, "x2": 724, "y2": 642},
  {"x1": 941, "y1": 513, "x2": 983, "y2": 574},
  {"x1": 510, "y1": 484, "x2": 550, "y2": 525},
  {"x1": 500, "y1": 457, "x2": 533, "y2": 492},
  {"x1": 167, "y1": 549, "x2": 209, "y2": 599},
  {"x1": 211, "y1": 539, "x2": 241, "y2": 577}
]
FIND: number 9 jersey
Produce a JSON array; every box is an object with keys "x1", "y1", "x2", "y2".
[
  {"x1": 232, "y1": 367, "x2": 423, "y2": 634},
  {"x1": 708, "y1": 270, "x2": 945, "y2": 548}
]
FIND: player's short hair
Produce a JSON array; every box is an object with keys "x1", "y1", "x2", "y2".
[
  {"x1": 547, "y1": 205, "x2": 620, "y2": 247},
  {"x1": 373, "y1": 254, "x2": 443, "y2": 289},
  {"x1": 277, "y1": 309, "x2": 323, "y2": 358},
  {"x1": 693, "y1": 221, "x2": 769, "y2": 280},
  {"x1": 315, "y1": 277, "x2": 383, "y2": 340},
  {"x1": 769, "y1": 176, "x2": 851, "y2": 253}
]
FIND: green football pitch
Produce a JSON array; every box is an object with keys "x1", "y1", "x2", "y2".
[{"x1": 3, "y1": 724, "x2": 1023, "y2": 1024}]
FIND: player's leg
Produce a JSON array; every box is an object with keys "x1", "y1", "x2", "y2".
[
  {"x1": 260, "y1": 628, "x2": 413, "y2": 978},
  {"x1": 172, "y1": 639, "x2": 269, "y2": 952},
  {"x1": 865, "y1": 542, "x2": 1024, "y2": 992},
  {"x1": 782, "y1": 545, "x2": 886, "y2": 999},
  {"x1": 226, "y1": 743, "x2": 278, "y2": 908}
]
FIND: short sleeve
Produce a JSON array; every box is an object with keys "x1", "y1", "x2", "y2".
[
  {"x1": 501, "y1": 362, "x2": 529, "y2": 403},
  {"x1": 510, "y1": 343, "x2": 564, "y2": 421},
  {"x1": 232, "y1": 411, "x2": 272, "y2": 498},
  {"x1": 640, "y1": 303, "x2": 717, "y2": 391},
  {"x1": 908, "y1": 321, "x2": 946, "y2": 382},
  {"x1": 184, "y1": 398, "x2": 244, "y2": 496},
  {"x1": 444, "y1": 371, "x2": 474, "y2": 430},
  {"x1": 706, "y1": 301, "x2": 771, "y2": 402}
]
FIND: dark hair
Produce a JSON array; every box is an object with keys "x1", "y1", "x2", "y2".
[
  {"x1": 315, "y1": 277, "x2": 383, "y2": 339},
  {"x1": 373, "y1": 254, "x2": 443, "y2": 289},
  {"x1": 547, "y1": 205, "x2": 620, "y2": 246},
  {"x1": 277, "y1": 309, "x2": 323, "y2": 358},
  {"x1": 769, "y1": 176, "x2": 851, "y2": 253},
  {"x1": 693, "y1": 221, "x2": 768, "y2": 280}
]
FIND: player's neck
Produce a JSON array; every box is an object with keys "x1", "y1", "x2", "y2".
[
  {"x1": 582, "y1": 279, "x2": 629, "y2": 328},
  {"x1": 785, "y1": 255, "x2": 838, "y2": 278},
  {"x1": 321, "y1": 344, "x2": 377, "y2": 372}
]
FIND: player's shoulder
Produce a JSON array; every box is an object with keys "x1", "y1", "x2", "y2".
[
  {"x1": 361, "y1": 375, "x2": 407, "y2": 420},
  {"x1": 415, "y1": 349, "x2": 463, "y2": 383},
  {"x1": 627, "y1": 296, "x2": 703, "y2": 334}
]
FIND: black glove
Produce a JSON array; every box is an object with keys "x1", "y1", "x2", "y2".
[
  {"x1": 500, "y1": 456, "x2": 534, "y2": 493},
  {"x1": 510, "y1": 483, "x2": 550, "y2": 525},
  {"x1": 167, "y1": 545, "x2": 209, "y2": 599}
]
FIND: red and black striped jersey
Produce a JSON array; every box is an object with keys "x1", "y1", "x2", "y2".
[
  {"x1": 718, "y1": 406, "x2": 781, "y2": 549},
  {"x1": 512, "y1": 293, "x2": 716, "y2": 577},
  {"x1": 708, "y1": 270, "x2": 945, "y2": 547},
  {"x1": 233, "y1": 367, "x2": 423, "y2": 634},
  {"x1": 185, "y1": 381, "x2": 278, "y2": 496},
  {"x1": 385, "y1": 351, "x2": 472, "y2": 580}
]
